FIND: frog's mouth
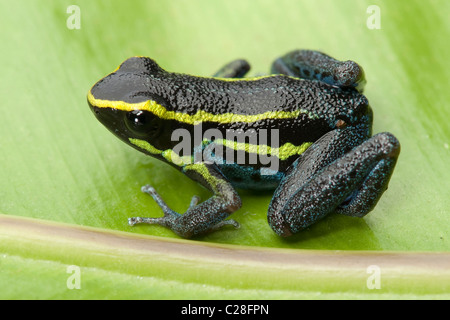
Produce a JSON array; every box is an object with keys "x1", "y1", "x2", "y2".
[{"x1": 88, "y1": 101, "x2": 132, "y2": 143}]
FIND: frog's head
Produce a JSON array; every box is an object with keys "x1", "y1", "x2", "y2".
[
  {"x1": 89, "y1": 56, "x2": 165, "y2": 104},
  {"x1": 88, "y1": 57, "x2": 172, "y2": 155}
]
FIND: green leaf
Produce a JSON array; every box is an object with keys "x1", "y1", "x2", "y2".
[
  {"x1": 1, "y1": 215, "x2": 449, "y2": 299},
  {"x1": 0, "y1": 0, "x2": 449, "y2": 299}
]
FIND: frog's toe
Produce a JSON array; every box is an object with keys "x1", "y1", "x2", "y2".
[
  {"x1": 189, "y1": 195, "x2": 201, "y2": 209},
  {"x1": 140, "y1": 184, "x2": 180, "y2": 218},
  {"x1": 141, "y1": 184, "x2": 156, "y2": 194},
  {"x1": 213, "y1": 219, "x2": 240, "y2": 230},
  {"x1": 128, "y1": 216, "x2": 140, "y2": 226},
  {"x1": 128, "y1": 216, "x2": 161, "y2": 226},
  {"x1": 128, "y1": 185, "x2": 183, "y2": 230},
  {"x1": 132, "y1": 183, "x2": 240, "y2": 238}
]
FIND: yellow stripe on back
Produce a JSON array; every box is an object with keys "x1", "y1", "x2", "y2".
[
  {"x1": 130, "y1": 136, "x2": 312, "y2": 168},
  {"x1": 215, "y1": 139, "x2": 312, "y2": 160},
  {"x1": 87, "y1": 91, "x2": 318, "y2": 125}
]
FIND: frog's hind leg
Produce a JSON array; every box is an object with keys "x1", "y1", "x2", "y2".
[
  {"x1": 267, "y1": 129, "x2": 400, "y2": 237},
  {"x1": 213, "y1": 59, "x2": 251, "y2": 78},
  {"x1": 335, "y1": 153, "x2": 398, "y2": 218},
  {"x1": 271, "y1": 50, "x2": 366, "y2": 93}
]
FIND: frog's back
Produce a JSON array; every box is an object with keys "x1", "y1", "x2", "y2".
[
  {"x1": 164, "y1": 73, "x2": 312, "y2": 115},
  {"x1": 91, "y1": 57, "x2": 364, "y2": 116}
]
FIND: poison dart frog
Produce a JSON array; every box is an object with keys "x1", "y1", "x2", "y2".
[{"x1": 87, "y1": 49, "x2": 400, "y2": 238}]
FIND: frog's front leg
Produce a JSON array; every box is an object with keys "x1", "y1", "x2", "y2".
[
  {"x1": 268, "y1": 129, "x2": 400, "y2": 237},
  {"x1": 129, "y1": 162, "x2": 241, "y2": 238},
  {"x1": 271, "y1": 49, "x2": 366, "y2": 93},
  {"x1": 213, "y1": 59, "x2": 250, "y2": 78}
]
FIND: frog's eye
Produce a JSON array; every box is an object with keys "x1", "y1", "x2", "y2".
[{"x1": 125, "y1": 110, "x2": 161, "y2": 137}]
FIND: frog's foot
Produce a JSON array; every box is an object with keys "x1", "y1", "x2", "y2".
[
  {"x1": 128, "y1": 185, "x2": 240, "y2": 237},
  {"x1": 212, "y1": 59, "x2": 250, "y2": 78},
  {"x1": 271, "y1": 50, "x2": 366, "y2": 93}
]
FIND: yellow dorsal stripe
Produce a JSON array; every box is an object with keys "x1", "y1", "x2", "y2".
[
  {"x1": 129, "y1": 137, "x2": 312, "y2": 168},
  {"x1": 87, "y1": 91, "x2": 317, "y2": 125},
  {"x1": 214, "y1": 139, "x2": 312, "y2": 160}
]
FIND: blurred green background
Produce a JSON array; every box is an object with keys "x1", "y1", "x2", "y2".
[{"x1": 0, "y1": 0, "x2": 449, "y2": 299}]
